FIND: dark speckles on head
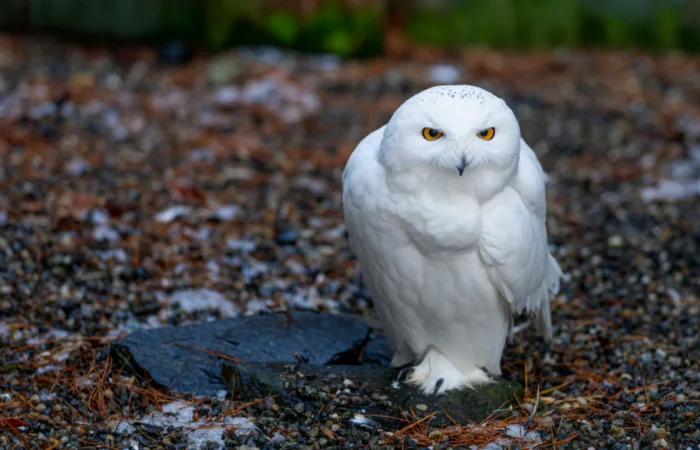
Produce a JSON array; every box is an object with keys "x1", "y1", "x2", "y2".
[{"x1": 415, "y1": 85, "x2": 495, "y2": 109}]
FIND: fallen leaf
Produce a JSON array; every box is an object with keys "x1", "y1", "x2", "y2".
[
  {"x1": 168, "y1": 182, "x2": 207, "y2": 203},
  {"x1": 0, "y1": 417, "x2": 28, "y2": 428}
]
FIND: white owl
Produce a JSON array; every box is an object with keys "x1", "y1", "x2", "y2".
[{"x1": 342, "y1": 85, "x2": 562, "y2": 395}]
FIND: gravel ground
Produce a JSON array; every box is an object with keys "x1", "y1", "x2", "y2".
[{"x1": 0, "y1": 35, "x2": 698, "y2": 449}]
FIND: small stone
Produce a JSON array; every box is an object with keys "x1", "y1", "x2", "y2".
[
  {"x1": 415, "y1": 404, "x2": 428, "y2": 412},
  {"x1": 36, "y1": 403, "x2": 46, "y2": 412},
  {"x1": 30, "y1": 395, "x2": 40, "y2": 404},
  {"x1": 68, "y1": 72, "x2": 95, "y2": 90},
  {"x1": 293, "y1": 402, "x2": 305, "y2": 413},
  {"x1": 653, "y1": 438, "x2": 668, "y2": 448},
  {"x1": 662, "y1": 400, "x2": 677, "y2": 409},
  {"x1": 208, "y1": 55, "x2": 242, "y2": 87},
  {"x1": 428, "y1": 429, "x2": 446, "y2": 441},
  {"x1": 214, "y1": 87, "x2": 240, "y2": 106},
  {"x1": 608, "y1": 235, "x2": 624, "y2": 247},
  {"x1": 428, "y1": 64, "x2": 461, "y2": 84},
  {"x1": 483, "y1": 444, "x2": 503, "y2": 450},
  {"x1": 538, "y1": 416, "x2": 555, "y2": 428},
  {"x1": 525, "y1": 430, "x2": 541, "y2": 441},
  {"x1": 505, "y1": 424, "x2": 526, "y2": 438},
  {"x1": 276, "y1": 229, "x2": 298, "y2": 245}
]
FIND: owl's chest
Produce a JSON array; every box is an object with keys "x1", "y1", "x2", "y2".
[
  {"x1": 390, "y1": 172, "x2": 482, "y2": 235},
  {"x1": 404, "y1": 189, "x2": 482, "y2": 240}
]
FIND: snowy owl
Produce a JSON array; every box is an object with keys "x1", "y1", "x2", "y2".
[{"x1": 342, "y1": 85, "x2": 562, "y2": 395}]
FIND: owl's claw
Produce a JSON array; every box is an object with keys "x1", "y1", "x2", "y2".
[
  {"x1": 394, "y1": 361, "x2": 416, "y2": 384},
  {"x1": 478, "y1": 366, "x2": 493, "y2": 380},
  {"x1": 433, "y1": 378, "x2": 444, "y2": 395}
]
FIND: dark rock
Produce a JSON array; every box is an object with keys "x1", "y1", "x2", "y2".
[
  {"x1": 361, "y1": 334, "x2": 393, "y2": 366},
  {"x1": 275, "y1": 229, "x2": 298, "y2": 245},
  {"x1": 110, "y1": 311, "x2": 370, "y2": 396},
  {"x1": 662, "y1": 400, "x2": 677, "y2": 409}
]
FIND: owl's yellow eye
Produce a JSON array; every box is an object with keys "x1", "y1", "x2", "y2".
[
  {"x1": 477, "y1": 127, "x2": 496, "y2": 141},
  {"x1": 422, "y1": 127, "x2": 444, "y2": 141}
]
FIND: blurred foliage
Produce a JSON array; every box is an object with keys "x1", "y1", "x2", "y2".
[
  {"x1": 405, "y1": 0, "x2": 699, "y2": 52},
  {"x1": 0, "y1": 0, "x2": 699, "y2": 56}
]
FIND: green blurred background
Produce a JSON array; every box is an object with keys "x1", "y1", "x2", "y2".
[{"x1": 0, "y1": 0, "x2": 699, "y2": 56}]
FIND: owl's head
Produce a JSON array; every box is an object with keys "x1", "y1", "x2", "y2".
[{"x1": 379, "y1": 85, "x2": 521, "y2": 177}]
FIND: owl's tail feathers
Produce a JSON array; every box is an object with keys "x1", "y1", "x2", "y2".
[
  {"x1": 547, "y1": 253, "x2": 563, "y2": 296},
  {"x1": 537, "y1": 254, "x2": 563, "y2": 342}
]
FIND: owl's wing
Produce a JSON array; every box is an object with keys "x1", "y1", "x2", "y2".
[
  {"x1": 341, "y1": 125, "x2": 394, "y2": 259},
  {"x1": 342, "y1": 126, "x2": 418, "y2": 365},
  {"x1": 478, "y1": 140, "x2": 561, "y2": 339}
]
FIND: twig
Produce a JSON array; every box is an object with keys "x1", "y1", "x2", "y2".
[
  {"x1": 523, "y1": 384, "x2": 540, "y2": 428},
  {"x1": 221, "y1": 396, "x2": 276, "y2": 417},
  {"x1": 396, "y1": 411, "x2": 437, "y2": 435},
  {"x1": 173, "y1": 343, "x2": 242, "y2": 362}
]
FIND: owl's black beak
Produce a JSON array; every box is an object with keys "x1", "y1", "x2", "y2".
[{"x1": 456, "y1": 155, "x2": 468, "y2": 176}]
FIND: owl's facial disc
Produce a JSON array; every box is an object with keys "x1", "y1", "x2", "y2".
[{"x1": 380, "y1": 85, "x2": 521, "y2": 176}]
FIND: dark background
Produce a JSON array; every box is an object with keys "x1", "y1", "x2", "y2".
[{"x1": 1, "y1": 0, "x2": 699, "y2": 56}]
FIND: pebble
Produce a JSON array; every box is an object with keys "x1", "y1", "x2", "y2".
[
  {"x1": 428, "y1": 64, "x2": 462, "y2": 84},
  {"x1": 505, "y1": 424, "x2": 526, "y2": 438},
  {"x1": 208, "y1": 55, "x2": 243, "y2": 87},
  {"x1": 276, "y1": 229, "x2": 298, "y2": 245},
  {"x1": 608, "y1": 235, "x2": 624, "y2": 247},
  {"x1": 538, "y1": 416, "x2": 555, "y2": 428}
]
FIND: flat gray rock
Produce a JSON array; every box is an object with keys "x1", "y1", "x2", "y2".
[
  {"x1": 361, "y1": 334, "x2": 393, "y2": 366},
  {"x1": 111, "y1": 310, "x2": 372, "y2": 396},
  {"x1": 111, "y1": 310, "x2": 523, "y2": 423}
]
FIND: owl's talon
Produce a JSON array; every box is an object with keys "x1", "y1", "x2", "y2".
[
  {"x1": 478, "y1": 366, "x2": 493, "y2": 379},
  {"x1": 433, "y1": 378, "x2": 444, "y2": 395},
  {"x1": 394, "y1": 361, "x2": 415, "y2": 384}
]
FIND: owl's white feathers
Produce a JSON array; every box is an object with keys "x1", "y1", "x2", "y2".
[{"x1": 342, "y1": 85, "x2": 561, "y2": 395}]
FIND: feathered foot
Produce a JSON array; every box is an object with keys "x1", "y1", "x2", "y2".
[{"x1": 405, "y1": 347, "x2": 494, "y2": 395}]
